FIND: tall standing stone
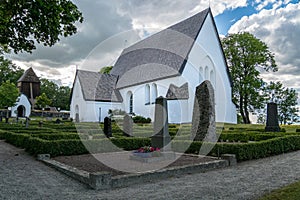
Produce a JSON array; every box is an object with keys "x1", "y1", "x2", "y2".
[
  {"x1": 104, "y1": 117, "x2": 112, "y2": 137},
  {"x1": 123, "y1": 114, "x2": 133, "y2": 137},
  {"x1": 151, "y1": 96, "x2": 171, "y2": 150},
  {"x1": 191, "y1": 80, "x2": 216, "y2": 141},
  {"x1": 265, "y1": 102, "x2": 281, "y2": 132}
]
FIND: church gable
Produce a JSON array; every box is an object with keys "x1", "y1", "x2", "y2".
[
  {"x1": 111, "y1": 8, "x2": 210, "y2": 89},
  {"x1": 166, "y1": 83, "x2": 189, "y2": 100}
]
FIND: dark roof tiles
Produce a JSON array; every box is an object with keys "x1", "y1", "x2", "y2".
[
  {"x1": 18, "y1": 67, "x2": 40, "y2": 83},
  {"x1": 111, "y1": 8, "x2": 210, "y2": 88},
  {"x1": 77, "y1": 70, "x2": 122, "y2": 102}
]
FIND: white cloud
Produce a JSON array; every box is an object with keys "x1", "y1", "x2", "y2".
[
  {"x1": 8, "y1": 0, "x2": 248, "y2": 86},
  {"x1": 228, "y1": 2, "x2": 300, "y2": 88}
]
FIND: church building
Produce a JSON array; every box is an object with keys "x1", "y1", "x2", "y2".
[{"x1": 70, "y1": 8, "x2": 237, "y2": 124}]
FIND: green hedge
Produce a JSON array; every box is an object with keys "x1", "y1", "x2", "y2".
[{"x1": 172, "y1": 135, "x2": 300, "y2": 161}]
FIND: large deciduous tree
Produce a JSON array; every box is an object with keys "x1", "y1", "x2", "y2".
[
  {"x1": 0, "y1": 56, "x2": 24, "y2": 85},
  {"x1": 222, "y1": 32, "x2": 277, "y2": 124},
  {"x1": 0, "y1": 80, "x2": 19, "y2": 108},
  {"x1": 40, "y1": 78, "x2": 71, "y2": 110},
  {"x1": 35, "y1": 93, "x2": 52, "y2": 109},
  {"x1": 0, "y1": 80, "x2": 19, "y2": 122},
  {"x1": 0, "y1": 0, "x2": 83, "y2": 53},
  {"x1": 261, "y1": 81, "x2": 299, "y2": 125}
]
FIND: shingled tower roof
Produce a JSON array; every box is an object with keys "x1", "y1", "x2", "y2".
[{"x1": 18, "y1": 67, "x2": 40, "y2": 83}]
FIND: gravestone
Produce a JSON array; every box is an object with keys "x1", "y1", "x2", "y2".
[
  {"x1": 123, "y1": 114, "x2": 133, "y2": 137},
  {"x1": 191, "y1": 80, "x2": 216, "y2": 141},
  {"x1": 25, "y1": 117, "x2": 29, "y2": 128},
  {"x1": 265, "y1": 102, "x2": 281, "y2": 132},
  {"x1": 104, "y1": 117, "x2": 112, "y2": 137},
  {"x1": 75, "y1": 113, "x2": 79, "y2": 123},
  {"x1": 151, "y1": 96, "x2": 171, "y2": 150}
]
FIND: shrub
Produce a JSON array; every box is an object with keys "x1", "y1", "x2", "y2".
[
  {"x1": 132, "y1": 115, "x2": 151, "y2": 123},
  {"x1": 172, "y1": 135, "x2": 300, "y2": 161}
]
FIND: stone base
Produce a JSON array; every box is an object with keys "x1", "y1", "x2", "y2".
[
  {"x1": 130, "y1": 151, "x2": 176, "y2": 163},
  {"x1": 265, "y1": 126, "x2": 281, "y2": 132},
  {"x1": 151, "y1": 135, "x2": 171, "y2": 150}
]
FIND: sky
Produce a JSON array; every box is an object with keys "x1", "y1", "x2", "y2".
[{"x1": 6, "y1": 0, "x2": 300, "y2": 94}]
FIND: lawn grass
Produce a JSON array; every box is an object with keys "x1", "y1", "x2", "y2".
[{"x1": 259, "y1": 180, "x2": 300, "y2": 200}]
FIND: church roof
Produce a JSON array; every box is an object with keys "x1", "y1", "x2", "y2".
[
  {"x1": 18, "y1": 67, "x2": 40, "y2": 83},
  {"x1": 111, "y1": 8, "x2": 211, "y2": 89},
  {"x1": 76, "y1": 70, "x2": 123, "y2": 102}
]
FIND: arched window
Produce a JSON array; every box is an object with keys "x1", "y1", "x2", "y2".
[
  {"x1": 151, "y1": 83, "x2": 158, "y2": 104},
  {"x1": 199, "y1": 66, "x2": 204, "y2": 83},
  {"x1": 145, "y1": 84, "x2": 150, "y2": 105},
  {"x1": 127, "y1": 91, "x2": 133, "y2": 114},
  {"x1": 205, "y1": 66, "x2": 209, "y2": 80},
  {"x1": 210, "y1": 70, "x2": 215, "y2": 87}
]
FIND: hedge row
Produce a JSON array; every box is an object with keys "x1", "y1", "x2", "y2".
[
  {"x1": 172, "y1": 135, "x2": 300, "y2": 161},
  {"x1": 0, "y1": 130, "x2": 151, "y2": 156}
]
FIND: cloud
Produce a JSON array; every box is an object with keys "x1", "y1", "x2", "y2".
[
  {"x1": 228, "y1": 2, "x2": 300, "y2": 90},
  {"x1": 8, "y1": 0, "x2": 248, "y2": 86}
]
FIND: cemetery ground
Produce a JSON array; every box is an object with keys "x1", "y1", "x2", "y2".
[{"x1": 1, "y1": 118, "x2": 300, "y2": 199}]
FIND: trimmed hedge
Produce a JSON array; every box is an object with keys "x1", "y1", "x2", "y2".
[
  {"x1": 172, "y1": 135, "x2": 300, "y2": 161},
  {"x1": 1, "y1": 130, "x2": 151, "y2": 156}
]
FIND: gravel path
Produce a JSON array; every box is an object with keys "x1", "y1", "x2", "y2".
[{"x1": 1, "y1": 139, "x2": 300, "y2": 200}]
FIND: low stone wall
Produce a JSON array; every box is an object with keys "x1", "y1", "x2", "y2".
[{"x1": 38, "y1": 154, "x2": 236, "y2": 190}]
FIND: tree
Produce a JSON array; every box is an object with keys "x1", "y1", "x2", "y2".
[
  {"x1": 258, "y1": 81, "x2": 299, "y2": 125},
  {"x1": 35, "y1": 93, "x2": 51, "y2": 109},
  {"x1": 54, "y1": 86, "x2": 71, "y2": 110},
  {"x1": 222, "y1": 32, "x2": 277, "y2": 124},
  {"x1": 0, "y1": 0, "x2": 83, "y2": 53},
  {"x1": 0, "y1": 56, "x2": 24, "y2": 85},
  {"x1": 0, "y1": 81, "x2": 19, "y2": 122},
  {"x1": 40, "y1": 78, "x2": 71, "y2": 110},
  {"x1": 99, "y1": 66, "x2": 113, "y2": 74}
]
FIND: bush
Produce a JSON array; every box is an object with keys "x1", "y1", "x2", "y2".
[
  {"x1": 172, "y1": 135, "x2": 300, "y2": 161},
  {"x1": 132, "y1": 115, "x2": 151, "y2": 123}
]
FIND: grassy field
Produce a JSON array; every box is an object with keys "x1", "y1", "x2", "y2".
[{"x1": 259, "y1": 180, "x2": 300, "y2": 200}]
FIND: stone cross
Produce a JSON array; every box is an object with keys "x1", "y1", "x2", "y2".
[
  {"x1": 265, "y1": 102, "x2": 281, "y2": 132},
  {"x1": 151, "y1": 96, "x2": 171, "y2": 150},
  {"x1": 191, "y1": 80, "x2": 216, "y2": 141},
  {"x1": 104, "y1": 117, "x2": 112, "y2": 138},
  {"x1": 123, "y1": 114, "x2": 133, "y2": 137}
]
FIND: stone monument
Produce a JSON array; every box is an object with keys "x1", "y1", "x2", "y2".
[
  {"x1": 151, "y1": 96, "x2": 171, "y2": 150},
  {"x1": 104, "y1": 117, "x2": 112, "y2": 137},
  {"x1": 123, "y1": 114, "x2": 133, "y2": 137},
  {"x1": 265, "y1": 102, "x2": 281, "y2": 132},
  {"x1": 191, "y1": 80, "x2": 216, "y2": 141}
]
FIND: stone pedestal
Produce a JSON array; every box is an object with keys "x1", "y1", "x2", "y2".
[
  {"x1": 151, "y1": 97, "x2": 171, "y2": 151},
  {"x1": 265, "y1": 102, "x2": 281, "y2": 132}
]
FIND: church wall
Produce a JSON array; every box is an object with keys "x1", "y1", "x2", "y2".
[
  {"x1": 11, "y1": 94, "x2": 31, "y2": 117},
  {"x1": 118, "y1": 76, "x2": 190, "y2": 123},
  {"x1": 70, "y1": 76, "x2": 121, "y2": 122},
  {"x1": 182, "y1": 12, "x2": 237, "y2": 124}
]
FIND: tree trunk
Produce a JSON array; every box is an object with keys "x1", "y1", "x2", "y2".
[
  {"x1": 239, "y1": 96, "x2": 250, "y2": 124},
  {"x1": 242, "y1": 97, "x2": 251, "y2": 124}
]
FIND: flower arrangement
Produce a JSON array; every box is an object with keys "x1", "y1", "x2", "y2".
[{"x1": 133, "y1": 146, "x2": 161, "y2": 157}]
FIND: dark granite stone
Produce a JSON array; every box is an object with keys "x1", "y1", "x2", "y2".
[
  {"x1": 104, "y1": 117, "x2": 112, "y2": 138},
  {"x1": 265, "y1": 103, "x2": 281, "y2": 132},
  {"x1": 123, "y1": 114, "x2": 133, "y2": 137},
  {"x1": 191, "y1": 80, "x2": 216, "y2": 141},
  {"x1": 151, "y1": 97, "x2": 171, "y2": 150}
]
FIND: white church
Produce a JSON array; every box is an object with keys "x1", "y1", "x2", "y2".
[{"x1": 70, "y1": 8, "x2": 237, "y2": 124}]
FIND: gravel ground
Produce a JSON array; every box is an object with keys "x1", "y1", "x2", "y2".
[{"x1": 1, "y1": 139, "x2": 300, "y2": 200}]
